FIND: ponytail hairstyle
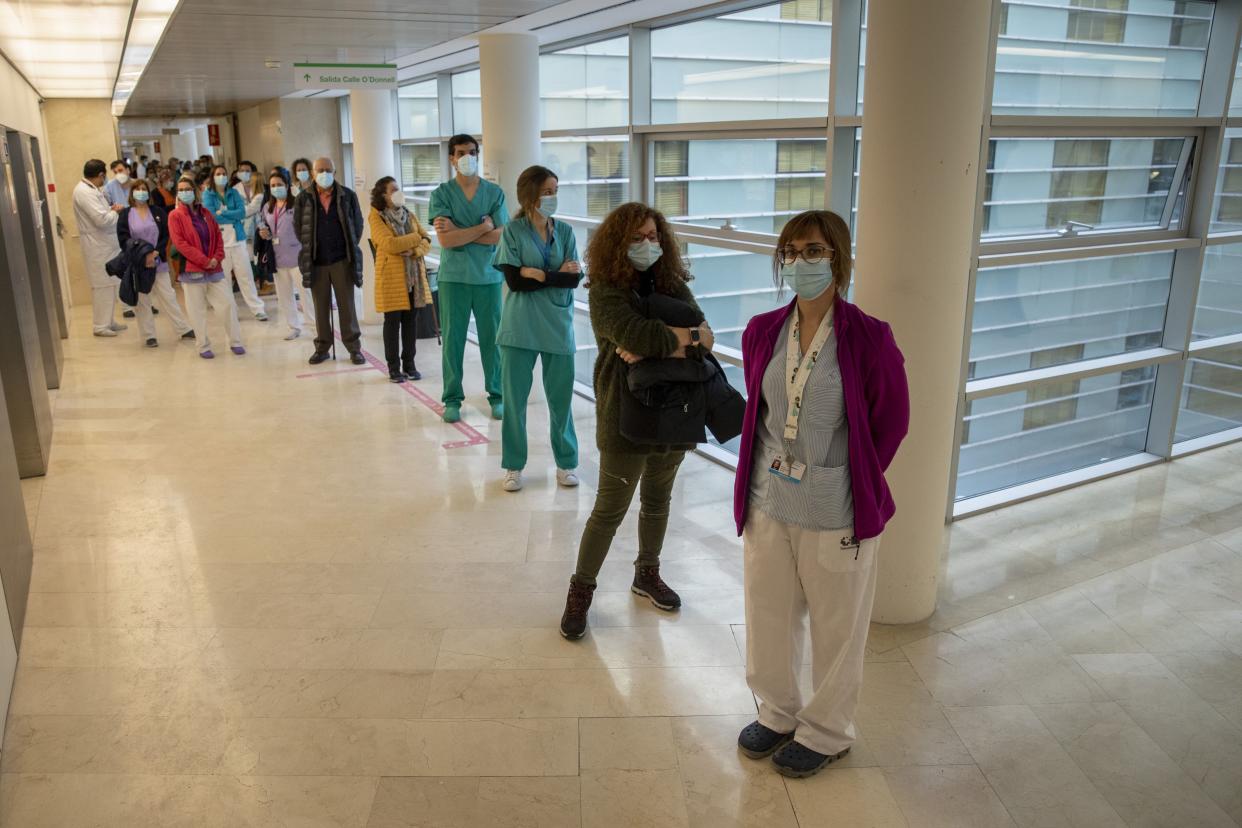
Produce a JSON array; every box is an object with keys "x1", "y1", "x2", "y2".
[{"x1": 513, "y1": 165, "x2": 557, "y2": 221}]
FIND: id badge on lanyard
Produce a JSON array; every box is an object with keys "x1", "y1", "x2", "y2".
[
  {"x1": 271, "y1": 205, "x2": 283, "y2": 245},
  {"x1": 768, "y1": 310, "x2": 833, "y2": 485}
]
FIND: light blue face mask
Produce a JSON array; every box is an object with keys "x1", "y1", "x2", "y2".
[
  {"x1": 132, "y1": 190, "x2": 149, "y2": 203},
  {"x1": 627, "y1": 240, "x2": 662, "y2": 272},
  {"x1": 537, "y1": 195, "x2": 557, "y2": 218},
  {"x1": 270, "y1": 186, "x2": 287, "y2": 200},
  {"x1": 315, "y1": 171, "x2": 334, "y2": 189},
  {"x1": 213, "y1": 174, "x2": 228, "y2": 189},
  {"x1": 238, "y1": 170, "x2": 252, "y2": 183},
  {"x1": 780, "y1": 259, "x2": 834, "y2": 300},
  {"x1": 296, "y1": 169, "x2": 310, "y2": 183},
  {"x1": 456, "y1": 154, "x2": 479, "y2": 177},
  {"x1": 177, "y1": 190, "x2": 195, "y2": 204}
]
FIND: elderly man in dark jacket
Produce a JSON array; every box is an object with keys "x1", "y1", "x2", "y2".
[{"x1": 294, "y1": 156, "x2": 365, "y2": 365}]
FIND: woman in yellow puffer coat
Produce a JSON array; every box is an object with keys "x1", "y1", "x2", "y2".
[{"x1": 369, "y1": 176, "x2": 433, "y2": 382}]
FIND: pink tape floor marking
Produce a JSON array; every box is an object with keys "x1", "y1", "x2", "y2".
[
  {"x1": 295, "y1": 366, "x2": 373, "y2": 379},
  {"x1": 356, "y1": 347, "x2": 489, "y2": 449}
]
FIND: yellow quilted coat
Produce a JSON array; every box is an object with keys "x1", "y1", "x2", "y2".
[{"x1": 369, "y1": 207, "x2": 433, "y2": 313}]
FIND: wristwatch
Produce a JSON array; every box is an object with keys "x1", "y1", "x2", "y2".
[{"x1": 689, "y1": 327, "x2": 702, "y2": 345}]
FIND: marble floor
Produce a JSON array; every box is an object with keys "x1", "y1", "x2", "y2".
[{"x1": 3, "y1": 300, "x2": 1242, "y2": 827}]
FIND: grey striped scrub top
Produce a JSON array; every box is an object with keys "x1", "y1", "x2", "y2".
[{"x1": 748, "y1": 315, "x2": 854, "y2": 531}]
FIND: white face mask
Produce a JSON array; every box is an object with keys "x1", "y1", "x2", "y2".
[
  {"x1": 627, "y1": 240, "x2": 662, "y2": 272},
  {"x1": 114, "y1": 172, "x2": 129, "y2": 184},
  {"x1": 455, "y1": 154, "x2": 479, "y2": 177},
  {"x1": 389, "y1": 191, "x2": 406, "y2": 208},
  {"x1": 237, "y1": 170, "x2": 252, "y2": 183}
]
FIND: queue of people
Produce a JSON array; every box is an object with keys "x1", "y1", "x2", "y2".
[{"x1": 75, "y1": 141, "x2": 911, "y2": 781}]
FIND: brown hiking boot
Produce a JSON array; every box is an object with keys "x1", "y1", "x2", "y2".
[
  {"x1": 632, "y1": 565, "x2": 681, "y2": 611},
  {"x1": 560, "y1": 580, "x2": 596, "y2": 640}
]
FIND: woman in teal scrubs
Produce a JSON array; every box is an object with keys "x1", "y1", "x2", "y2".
[{"x1": 493, "y1": 165, "x2": 583, "y2": 493}]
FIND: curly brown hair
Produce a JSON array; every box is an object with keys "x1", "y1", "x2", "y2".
[{"x1": 584, "y1": 202, "x2": 691, "y2": 294}]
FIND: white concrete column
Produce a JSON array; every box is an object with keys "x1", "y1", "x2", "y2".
[
  {"x1": 349, "y1": 89, "x2": 396, "y2": 326},
  {"x1": 853, "y1": 0, "x2": 992, "y2": 624},
  {"x1": 478, "y1": 32, "x2": 541, "y2": 208}
]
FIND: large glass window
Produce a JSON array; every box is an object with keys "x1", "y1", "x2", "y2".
[
  {"x1": 541, "y1": 37, "x2": 629, "y2": 130},
  {"x1": 651, "y1": 2, "x2": 831, "y2": 123},
  {"x1": 398, "y1": 79, "x2": 439, "y2": 140},
  {"x1": 1211, "y1": 130, "x2": 1242, "y2": 233},
  {"x1": 957, "y1": 366, "x2": 1156, "y2": 499},
  {"x1": 1192, "y1": 243, "x2": 1242, "y2": 340},
  {"x1": 451, "y1": 69, "x2": 481, "y2": 135},
  {"x1": 992, "y1": 0, "x2": 1214, "y2": 116},
  {"x1": 983, "y1": 136, "x2": 1191, "y2": 239},
  {"x1": 398, "y1": 143, "x2": 442, "y2": 228},
  {"x1": 1176, "y1": 345, "x2": 1242, "y2": 441},
  {"x1": 651, "y1": 137, "x2": 827, "y2": 233},
  {"x1": 970, "y1": 251, "x2": 1173, "y2": 380}
]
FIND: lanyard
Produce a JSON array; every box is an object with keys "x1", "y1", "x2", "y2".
[
  {"x1": 271, "y1": 203, "x2": 285, "y2": 229},
  {"x1": 782, "y1": 308, "x2": 834, "y2": 452},
  {"x1": 526, "y1": 220, "x2": 556, "y2": 271}
]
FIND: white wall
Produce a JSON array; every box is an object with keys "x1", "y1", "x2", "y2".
[{"x1": 235, "y1": 97, "x2": 343, "y2": 175}]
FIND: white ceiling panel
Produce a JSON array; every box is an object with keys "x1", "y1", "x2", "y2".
[
  {"x1": 122, "y1": 0, "x2": 570, "y2": 116},
  {"x1": 0, "y1": 0, "x2": 132, "y2": 97}
]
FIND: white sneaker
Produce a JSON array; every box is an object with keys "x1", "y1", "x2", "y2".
[
  {"x1": 93, "y1": 328, "x2": 118, "y2": 337},
  {"x1": 556, "y1": 469, "x2": 580, "y2": 488},
  {"x1": 284, "y1": 329, "x2": 300, "y2": 341},
  {"x1": 109, "y1": 322, "x2": 128, "y2": 332},
  {"x1": 503, "y1": 470, "x2": 524, "y2": 492}
]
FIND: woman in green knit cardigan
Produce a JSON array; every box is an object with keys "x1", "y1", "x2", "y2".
[{"x1": 560, "y1": 202, "x2": 716, "y2": 641}]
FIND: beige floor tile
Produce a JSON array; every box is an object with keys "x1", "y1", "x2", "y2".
[
  {"x1": 1031, "y1": 702, "x2": 1236, "y2": 828},
  {"x1": 580, "y1": 716, "x2": 678, "y2": 770},
  {"x1": 434, "y1": 625, "x2": 741, "y2": 670},
  {"x1": 882, "y1": 765, "x2": 1016, "y2": 828},
  {"x1": 580, "y1": 768, "x2": 690, "y2": 828},
  {"x1": 421, "y1": 666, "x2": 755, "y2": 719},
  {"x1": 670, "y1": 715, "x2": 800, "y2": 828},
  {"x1": 363, "y1": 778, "x2": 481, "y2": 828},
  {"x1": 786, "y1": 767, "x2": 908, "y2": 827},
  {"x1": 943, "y1": 705, "x2": 1124, "y2": 826}
]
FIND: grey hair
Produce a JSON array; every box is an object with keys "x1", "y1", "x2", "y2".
[{"x1": 313, "y1": 157, "x2": 335, "y2": 173}]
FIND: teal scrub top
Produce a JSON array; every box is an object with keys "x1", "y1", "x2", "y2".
[
  {"x1": 494, "y1": 216, "x2": 579, "y2": 356},
  {"x1": 428, "y1": 177, "x2": 508, "y2": 285}
]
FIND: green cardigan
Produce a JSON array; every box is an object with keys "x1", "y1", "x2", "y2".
[{"x1": 588, "y1": 277, "x2": 702, "y2": 455}]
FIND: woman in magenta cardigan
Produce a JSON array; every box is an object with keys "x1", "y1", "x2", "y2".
[{"x1": 733, "y1": 210, "x2": 909, "y2": 779}]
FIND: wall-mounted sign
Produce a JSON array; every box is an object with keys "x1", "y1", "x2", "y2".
[
  {"x1": 207, "y1": 125, "x2": 220, "y2": 147},
  {"x1": 294, "y1": 63, "x2": 398, "y2": 91},
  {"x1": 154, "y1": 141, "x2": 160, "y2": 154}
]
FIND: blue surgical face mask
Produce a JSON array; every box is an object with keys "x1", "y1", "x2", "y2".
[
  {"x1": 537, "y1": 195, "x2": 557, "y2": 218},
  {"x1": 177, "y1": 190, "x2": 195, "y2": 204},
  {"x1": 315, "y1": 171, "x2": 334, "y2": 189},
  {"x1": 296, "y1": 169, "x2": 310, "y2": 183},
  {"x1": 213, "y1": 174, "x2": 228, "y2": 189},
  {"x1": 780, "y1": 259, "x2": 834, "y2": 300},
  {"x1": 456, "y1": 154, "x2": 479, "y2": 177},
  {"x1": 270, "y1": 185, "x2": 287, "y2": 200},
  {"x1": 132, "y1": 190, "x2": 149, "y2": 203},
  {"x1": 627, "y1": 240, "x2": 662, "y2": 272},
  {"x1": 238, "y1": 170, "x2": 252, "y2": 183}
]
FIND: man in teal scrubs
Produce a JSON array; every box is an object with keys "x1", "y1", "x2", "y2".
[
  {"x1": 429, "y1": 134, "x2": 508, "y2": 423},
  {"x1": 492, "y1": 165, "x2": 582, "y2": 492}
]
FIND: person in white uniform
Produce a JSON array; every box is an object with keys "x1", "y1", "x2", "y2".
[
  {"x1": 72, "y1": 159, "x2": 127, "y2": 337},
  {"x1": 733, "y1": 210, "x2": 909, "y2": 779}
]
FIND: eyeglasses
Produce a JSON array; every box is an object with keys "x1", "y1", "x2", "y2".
[{"x1": 778, "y1": 245, "x2": 833, "y2": 266}]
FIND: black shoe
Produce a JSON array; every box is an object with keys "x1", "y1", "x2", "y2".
[
  {"x1": 308, "y1": 351, "x2": 331, "y2": 365},
  {"x1": 403, "y1": 364, "x2": 421, "y2": 381},
  {"x1": 152, "y1": 307, "x2": 159, "y2": 315},
  {"x1": 771, "y1": 742, "x2": 851, "y2": 779},
  {"x1": 123, "y1": 309, "x2": 136, "y2": 318},
  {"x1": 181, "y1": 330, "x2": 195, "y2": 339},
  {"x1": 350, "y1": 352, "x2": 366, "y2": 365},
  {"x1": 738, "y1": 721, "x2": 794, "y2": 760},
  {"x1": 389, "y1": 370, "x2": 406, "y2": 383},
  {"x1": 559, "y1": 580, "x2": 596, "y2": 640},
  {"x1": 144, "y1": 338, "x2": 158, "y2": 348},
  {"x1": 632, "y1": 565, "x2": 681, "y2": 611}
]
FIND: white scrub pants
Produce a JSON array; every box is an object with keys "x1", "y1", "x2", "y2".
[
  {"x1": 222, "y1": 241, "x2": 265, "y2": 318},
  {"x1": 182, "y1": 279, "x2": 242, "y2": 354},
  {"x1": 91, "y1": 282, "x2": 119, "y2": 333},
  {"x1": 272, "y1": 265, "x2": 306, "y2": 335},
  {"x1": 743, "y1": 509, "x2": 880, "y2": 756},
  {"x1": 135, "y1": 271, "x2": 192, "y2": 341}
]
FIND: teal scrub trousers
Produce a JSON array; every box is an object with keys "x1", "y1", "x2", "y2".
[
  {"x1": 439, "y1": 281, "x2": 503, "y2": 408},
  {"x1": 500, "y1": 345, "x2": 578, "y2": 471}
]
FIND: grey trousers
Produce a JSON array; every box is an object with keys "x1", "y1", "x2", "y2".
[{"x1": 310, "y1": 259, "x2": 361, "y2": 355}]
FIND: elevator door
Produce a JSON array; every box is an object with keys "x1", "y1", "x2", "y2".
[
  {"x1": 6, "y1": 131, "x2": 62, "y2": 388},
  {"x1": 27, "y1": 137, "x2": 68, "y2": 339},
  {"x1": 0, "y1": 127, "x2": 52, "y2": 477}
]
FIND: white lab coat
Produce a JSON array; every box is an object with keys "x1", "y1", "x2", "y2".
[
  {"x1": 234, "y1": 180, "x2": 264, "y2": 243},
  {"x1": 72, "y1": 179, "x2": 120, "y2": 289}
]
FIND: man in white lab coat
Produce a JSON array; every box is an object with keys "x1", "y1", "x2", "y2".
[{"x1": 73, "y1": 159, "x2": 127, "y2": 337}]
